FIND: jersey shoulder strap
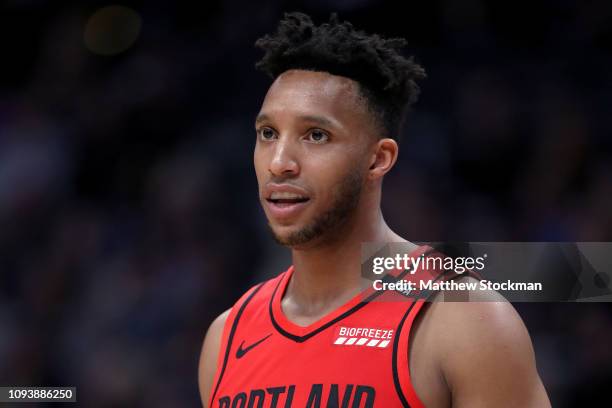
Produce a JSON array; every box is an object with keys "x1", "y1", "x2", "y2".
[
  {"x1": 395, "y1": 248, "x2": 484, "y2": 407},
  {"x1": 209, "y1": 270, "x2": 287, "y2": 405}
]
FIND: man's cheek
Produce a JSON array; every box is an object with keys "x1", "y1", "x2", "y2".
[{"x1": 317, "y1": 178, "x2": 342, "y2": 202}]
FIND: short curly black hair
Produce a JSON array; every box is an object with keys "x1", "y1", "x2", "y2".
[{"x1": 255, "y1": 12, "x2": 426, "y2": 139}]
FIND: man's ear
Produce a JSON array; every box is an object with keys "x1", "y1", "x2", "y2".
[{"x1": 368, "y1": 138, "x2": 398, "y2": 180}]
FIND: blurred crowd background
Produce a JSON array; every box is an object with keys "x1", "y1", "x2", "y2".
[{"x1": 0, "y1": 0, "x2": 611, "y2": 406}]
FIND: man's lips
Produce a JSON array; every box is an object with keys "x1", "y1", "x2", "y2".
[
  {"x1": 263, "y1": 183, "x2": 311, "y2": 220},
  {"x1": 264, "y1": 198, "x2": 310, "y2": 220}
]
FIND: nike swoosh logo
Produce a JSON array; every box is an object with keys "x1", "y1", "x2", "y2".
[{"x1": 235, "y1": 334, "x2": 272, "y2": 359}]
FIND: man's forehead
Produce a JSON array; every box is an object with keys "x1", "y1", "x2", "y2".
[{"x1": 259, "y1": 69, "x2": 366, "y2": 120}]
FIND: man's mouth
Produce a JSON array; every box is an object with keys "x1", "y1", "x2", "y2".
[
  {"x1": 264, "y1": 190, "x2": 311, "y2": 220},
  {"x1": 267, "y1": 192, "x2": 310, "y2": 207}
]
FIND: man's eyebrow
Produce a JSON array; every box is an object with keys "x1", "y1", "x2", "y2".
[
  {"x1": 298, "y1": 115, "x2": 335, "y2": 128},
  {"x1": 255, "y1": 113, "x2": 337, "y2": 128},
  {"x1": 255, "y1": 113, "x2": 270, "y2": 124}
]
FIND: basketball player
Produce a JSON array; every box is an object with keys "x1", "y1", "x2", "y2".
[{"x1": 199, "y1": 12, "x2": 550, "y2": 407}]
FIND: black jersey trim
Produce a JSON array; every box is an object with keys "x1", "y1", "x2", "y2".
[
  {"x1": 269, "y1": 248, "x2": 436, "y2": 343},
  {"x1": 392, "y1": 301, "x2": 418, "y2": 408},
  {"x1": 209, "y1": 282, "x2": 265, "y2": 405},
  {"x1": 392, "y1": 269, "x2": 482, "y2": 407},
  {"x1": 269, "y1": 277, "x2": 382, "y2": 343},
  {"x1": 391, "y1": 270, "x2": 452, "y2": 407}
]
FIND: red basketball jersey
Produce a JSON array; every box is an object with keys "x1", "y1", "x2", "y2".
[{"x1": 209, "y1": 245, "x2": 455, "y2": 408}]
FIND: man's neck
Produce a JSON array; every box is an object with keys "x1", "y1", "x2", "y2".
[{"x1": 283, "y1": 209, "x2": 405, "y2": 322}]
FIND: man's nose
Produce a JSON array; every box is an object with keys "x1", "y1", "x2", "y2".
[{"x1": 269, "y1": 137, "x2": 299, "y2": 177}]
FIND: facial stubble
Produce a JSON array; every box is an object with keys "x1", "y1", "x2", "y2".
[{"x1": 268, "y1": 170, "x2": 363, "y2": 247}]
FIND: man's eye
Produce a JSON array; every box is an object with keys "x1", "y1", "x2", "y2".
[
  {"x1": 258, "y1": 128, "x2": 276, "y2": 140},
  {"x1": 308, "y1": 130, "x2": 329, "y2": 143}
]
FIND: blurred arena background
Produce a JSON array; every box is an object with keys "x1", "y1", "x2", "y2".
[{"x1": 0, "y1": 0, "x2": 611, "y2": 406}]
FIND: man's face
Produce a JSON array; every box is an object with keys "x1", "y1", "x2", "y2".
[{"x1": 254, "y1": 69, "x2": 377, "y2": 248}]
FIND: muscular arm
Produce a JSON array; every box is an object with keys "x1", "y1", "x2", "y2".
[
  {"x1": 198, "y1": 309, "x2": 231, "y2": 408},
  {"x1": 433, "y1": 279, "x2": 551, "y2": 407}
]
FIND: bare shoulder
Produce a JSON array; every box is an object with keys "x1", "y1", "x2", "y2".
[
  {"x1": 198, "y1": 308, "x2": 231, "y2": 408},
  {"x1": 412, "y1": 276, "x2": 550, "y2": 407}
]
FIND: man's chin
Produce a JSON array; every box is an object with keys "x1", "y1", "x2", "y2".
[
  {"x1": 268, "y1": 224, "x2": 317, "y2": 248},
  {"x1": 269, "y1": 228, "x2": 300, "y2": 247}
]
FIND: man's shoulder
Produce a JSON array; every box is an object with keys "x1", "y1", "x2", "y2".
[
  {"x1": 413, "y1": 275, "x2": 549, "y2": 406},
  {"x1": 421, "y1": 275, "x2": 527, "y2": 352},
  {"x1": 209, "y1": 308, "x2": 232, "y2": 333},
  {"x1": 198, "y1": 307, "x2": 231, "y2": 407}
]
